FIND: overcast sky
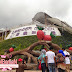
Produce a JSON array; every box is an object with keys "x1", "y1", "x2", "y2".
[{"x1": 0, "y1": 0, "x2": 72, "y2": 29}]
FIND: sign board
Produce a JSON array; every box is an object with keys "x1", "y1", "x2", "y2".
[
  {"x1": 0, "y1": 55, "x2": 18, "y2": 71},
  {"x1": 6, "y1": 24, "x2": 61, "y2": 39},
  {"x1": 0, "y1": 64, "x2": 18, "y2": 68}
]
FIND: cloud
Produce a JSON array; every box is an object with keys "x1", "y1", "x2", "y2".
[
  {"x1": 0, "y1": 0, "x2": 72, "y2": 28},
  {"x1": 0, "y1": 0, "x2": 50, "y2": 28},
  {"x1": 48, "y1": 0, "x2": 71, "y2": 17}
]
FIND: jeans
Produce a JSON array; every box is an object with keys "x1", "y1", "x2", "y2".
[
  {"x1": 41, "y1": 63, "x2": 46, "y2": 72},
  {"x1": 48, "y1": 63, "x2": 55, "y2": 72}
]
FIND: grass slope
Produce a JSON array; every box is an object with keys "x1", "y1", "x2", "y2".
[{"x1": 0, "y1": 31, "x2": 72, "y2": 55}]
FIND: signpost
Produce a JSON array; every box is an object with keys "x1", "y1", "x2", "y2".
[{"x1": 6, "y1": 24, "x2": 61, "y2": 39}]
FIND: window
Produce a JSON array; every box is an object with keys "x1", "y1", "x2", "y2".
[
  {"x1": 51, "y1": 31, "x2": 56, "y2": 35},
  {"x1": 23, "y1": 32, "x2": 27, "y2": 35},
  {"x1": 16, "y1": 33, "x2": 19, "y2": 36},
  {"x1": 32, "y1": 31, "x2": 36, "y2": 34}
]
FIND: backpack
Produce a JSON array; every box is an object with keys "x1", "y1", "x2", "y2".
[{"x1": 55, "y1": 53, "x2": 65, "y2": 63}]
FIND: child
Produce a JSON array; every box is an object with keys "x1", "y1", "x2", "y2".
[{"x1": 16, "y1": 58, "x2": 27, "y2": 72}]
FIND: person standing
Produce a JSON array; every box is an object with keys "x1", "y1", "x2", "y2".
[
  {"x1": 16, "y1": 58, "x2": 27, "y2": 72},
  {"x1": 38, "y1": 49, "x2": 46, "y2": 72},
  {"x1": 46, "y1": 46, "x2": 55, "y2": 72},
  {"x1": 56, "y1": 50, "x2": 66, "y2": 72},
  {"x1": 62, "y1": 48, "x2": 70, "y2": 72}
]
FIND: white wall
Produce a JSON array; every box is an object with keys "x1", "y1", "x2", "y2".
[{"x1": 6, "y1": 24, "x2": 61, "y2": 39}]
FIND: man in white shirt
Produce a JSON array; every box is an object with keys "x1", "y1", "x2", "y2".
[
  {"x1": 62, "y1": 48, "x2": 70, "y2": 72},
  {"x1": 46, "y1": 46, "x2": 55, "y2": 72}
]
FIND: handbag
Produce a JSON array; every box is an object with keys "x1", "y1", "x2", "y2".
[{"x1": 38, "y1": 61, "x2": 42, "y2": 70}]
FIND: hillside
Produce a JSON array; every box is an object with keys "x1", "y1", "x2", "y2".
[{"x1": 0, "y1": 31, "x2": 72, "y2": 55}]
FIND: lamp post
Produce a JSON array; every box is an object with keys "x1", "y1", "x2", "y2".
[
  {"x1": 2, "y1": 31, "x2": 4, "y2": 41},
  {"x1": 45, "y1": 13, "x2": 47, "y2": 27},
  {"x1": 4, "y1": 27, "x2": 7, "y2": 40}
]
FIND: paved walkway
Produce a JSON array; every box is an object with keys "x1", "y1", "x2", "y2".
[
  {"x1": 0, "y1": 70, "x2": 72, "y2": 72},
  {"x1": 0, "y1": 70, "x2": 41, "y2": 72}
]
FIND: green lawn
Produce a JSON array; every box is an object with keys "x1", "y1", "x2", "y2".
[{"x1": 0, "y1": 31, "x2": 72, "y2": 55}]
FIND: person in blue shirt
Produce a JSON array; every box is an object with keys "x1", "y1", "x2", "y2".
[{"x1": 38, "y1": 49, "x2": 46, "y2": 72}]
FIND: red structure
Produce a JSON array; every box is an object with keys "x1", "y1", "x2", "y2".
[
  {"x1": 69, "y1": 47, "x2": 72, "y2": 50},
  {"x1": 43, "y1": 35, "x2": 52, "y2": 41},
  {"x1": 37, "y1": 30, "x2": 44, "y2": 40},
  {"x1": 9, "y1": 47, "x2": 14, "y2": 52}
]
